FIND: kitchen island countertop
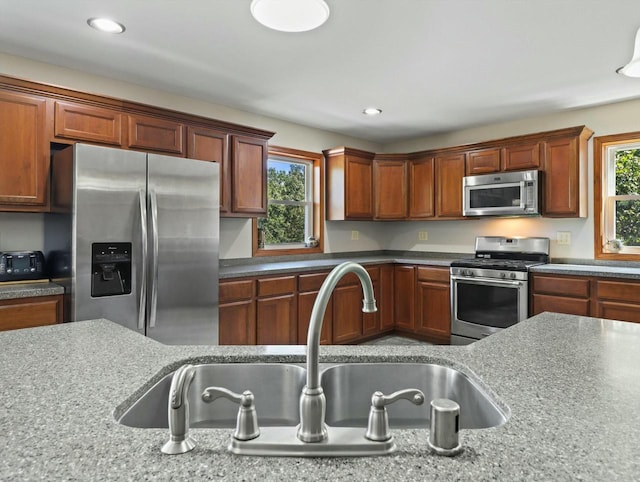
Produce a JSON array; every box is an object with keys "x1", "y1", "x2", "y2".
[{"x1": 2, "y1": 312, "x2": 639, "y2": 481}]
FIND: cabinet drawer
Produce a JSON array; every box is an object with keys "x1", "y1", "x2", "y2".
[
  {"x1": 219, "y1": 279, "x2": 254, "y2": 303},
  {"x1": 597, "y1": 301, "x2": 640, "y2": 324},
  {"x1": 0, "y1": 295, "x2": 63, "y2": 331},
  {"x1": 298, "y1": 272, "x2": 328, "y2": 292},
  {"x1": 532, "y1": 275, "x2": 590, "y2": 298},
  {"x1": 54, "y1": 101, "x2": 122, "y2": 145},
  {"x1": 257, "y1": 276, "x2": 296, "y2": 297},
  {"x1": 531, "y1": 294, "x2": 590, "y2": 316},
  {"x1": 596, "y1": 280, "x2": 640, "y2": 303},
  {"x1": 417, "y1": 266, "x2": 450, "y2": 283}
]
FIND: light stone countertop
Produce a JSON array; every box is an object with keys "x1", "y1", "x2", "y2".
[
  {"x1": 2, "y1": 312, "x2": 640, "y2": 481},
  {"x1": 530, "y1": 263, "x2": 640, "y2": 279},
  {"x1": 0, "y1": 281, "x2": 64, "y2": 300}
]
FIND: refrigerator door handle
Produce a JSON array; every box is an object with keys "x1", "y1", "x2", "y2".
[
  {"x1": 149, "y1": 189, "x2": 159, "y2": 328},
  {"x1": 138, "y1": 189, "x2": 148, "y2": 331}
]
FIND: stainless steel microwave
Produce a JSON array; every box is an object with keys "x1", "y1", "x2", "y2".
[{"x1": 462, "y1": 169, "x2": 540, "y2": 217}]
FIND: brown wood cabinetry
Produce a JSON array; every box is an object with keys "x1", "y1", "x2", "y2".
[
  {"x1": 466, "y1": 148, "x2": 501, "y2": 175},
  {"x1": 230, "y1": 135, "x2": 268, "y2": 216},
  {"x1": 408, "y1": 155, "x2": 435, "y2": 219},
  {"x1": 325, "y1": 147, "x2": 375, "y2": 220},
  {"x1": 219, "y1": 279, "x2": 256, "y2": 344},
  {"x1": 53, "y1": 100, "x2": 122, "y2": 146},
  {"x1": 0, "y1": 295, "x2": 63, "y2": 331},
  {"x1": 187, "y1": 126, "x2": 230, "y2": 213},
  {"x1": 0, "y1": 90, "x2": 49, "y2": 210},
  {"x1": 415, "y1": 267, "x2": 451, "y2": 342},
  {"x1": 502, "y1": 142, "x2": 540, "y2": 171},
  {"x1": 373, "y1": 156, "x2": 407, "y2": 219},
  {"x1": 393, "y1": 265, "x2": 416, "y2": 332},
  {"x1": 531, "y1": 274, "x2": 591, "y2": 316},
  {"x1": 255, "y1": 276, "x2": 297, "y2": 344},
  {"x1": 378, "y1": 264, "x2": 395, "y2": 332},
  {"x1": 332, "y1": 283, "x2": 364, "y2": 343},
  {"x1": 436, "y1": 152, "x2": 465, "y2": 218},
  {"x1": 297, "y1": 272, "x2": 332, "y2": 345},
  {"x1": 126, "y1": 114, "x2": 185, "y2": 155},
  {"x1": 595, "y1": 278, "x2": 640, "y2": 324}
]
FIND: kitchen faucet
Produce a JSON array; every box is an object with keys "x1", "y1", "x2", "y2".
[{"x1": 297, "y1": 261, "x2": 377, "y2": 443}]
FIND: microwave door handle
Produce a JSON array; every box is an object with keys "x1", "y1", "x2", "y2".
[
  {"x1": 138, "y1": 190, "x2": 148, "y2": 331},
  {"x1": 519, "y1": 181, "x2": 526, "y2": 209}
]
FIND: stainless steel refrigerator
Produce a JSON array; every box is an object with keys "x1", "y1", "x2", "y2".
[{"x1": 45, "y1": 143, "x2": 219, "y2": 345}]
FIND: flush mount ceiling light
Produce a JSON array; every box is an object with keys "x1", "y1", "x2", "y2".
[
  {"x1": 87, "y1": 17, "x2": 126, "y2": 34},
  {"x1": 250, "y1": 0, "x2": 330, "y2": 33},
  {"x1": 362, "y1": 107, "x2": 382, "y2": 116},
  {"x1": 617, "y1": 27, "x2": 640, "y2": 77}
]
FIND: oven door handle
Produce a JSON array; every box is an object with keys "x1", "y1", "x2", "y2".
[{"x1": 451, "y1": 275, "x2": 523, "y2": 288}]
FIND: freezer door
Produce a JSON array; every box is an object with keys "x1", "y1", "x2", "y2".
[
  {"x1": 72, "y1": 144, "x2": 147, "y2": 334},
  {"x1": 146, "y1": 154, "x2": 220, "y2": 344}
]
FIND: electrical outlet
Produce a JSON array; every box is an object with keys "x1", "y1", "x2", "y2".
[
  {"x1": 351, "y1": 230, "x2": 359, "y2": 241},
  {"x1": 557, "y1": 231, "x2": 572, "y2": 245},
  {"x1": 418, "y1": 230, "x2": 428, "y2": 241}
]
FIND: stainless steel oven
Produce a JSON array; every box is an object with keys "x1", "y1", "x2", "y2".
[{"x1": 450, "y1": 236, "x2": 549, "y2": 345}]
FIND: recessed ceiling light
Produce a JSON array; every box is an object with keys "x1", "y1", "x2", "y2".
[
  {"x1": 250, "y1": 0, "x2": 330, "y2": 33},
  {"x1": 87, "y1": 17, "x2": 126, "y2": 34},
  {"x1": 363, "y1": 107, "x2": 382, "y2": 116}
]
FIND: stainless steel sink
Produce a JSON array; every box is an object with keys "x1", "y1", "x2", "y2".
[
  {"x1": 117, "y1": 363, "x2": 306, "y2": 428},
  {"x1": 321, "y1": 363, "x2": 508, "y2": 429}
]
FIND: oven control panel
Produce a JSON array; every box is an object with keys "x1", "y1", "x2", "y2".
[{"x1": 450, "y1": 267, "x2": 527, "y2": 281}]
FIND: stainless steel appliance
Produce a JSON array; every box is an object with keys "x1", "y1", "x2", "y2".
[
  {"x1": 45, "y1": 143, "x2": 220, "y2": 345},
  {"x1": 450, "y1": 236, "x2": 549, "y2": 345},
  {"x1": 0, "y1": 251, "x2": 45, "y2": 282},
  {"x1": 462, "y1": 169, "x2": 540, "y2": 217}
]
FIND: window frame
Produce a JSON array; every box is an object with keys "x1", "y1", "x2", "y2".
[
  {"x1": 594, "y1": 131, "x2": 640, "y2": 261},
  {"x1": 252, "y1": 145, "x2": 324, "y2": 257}
]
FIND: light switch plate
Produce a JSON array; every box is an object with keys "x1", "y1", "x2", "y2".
[
  {"x1": 557, "y1": 231, "x2": 571, "y2": 245},
  {"x1": 351, "y1": 230, "x2": 359, "y2": 241},
  {"x1": 418, "y1": 231, "x2": 428, "y2": 241}
]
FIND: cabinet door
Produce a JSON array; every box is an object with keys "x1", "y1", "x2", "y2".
[
  {"x1": 231, "y1": 135, "x2": 268, "y2": 216},
  {"x1": 466, "y1": 148, "x2": 501, "y2": 175},
  {"x1": 54, "y1": 100, "x2": 122, "y2": 146},
  {"x1": 126, "y1": 114, "x2": 185, "y2": 155},
  {"x1": 256, "y1": 294, "x2": 297, "y2": 344},
  {"x1": 362, "y1": 267, "x2": 380, "y2": 336},
  {"x1": 393, "y1": 265, "x2": 415, "y2": 331},
  {"x1": 436, "y1": 153, "x2": 465, "y2": 218},
  {"x1": 531, "y1": 294, "x2": 590, "y2": 317},
  {"x1": 187, "y1": 126, "x2": 230, "y2": 213},
  {"x1": 0, "y1": 295, "x2": 63, "y2": 331},
  {"x1": 0, "y1": 90, "x2": 49, "y2": 209},
  {"x1": 408, "y1": 156, "x2": 435, "y2": 219},
  {"x1": 219, "y1": 300, "x2": 256, "y2": 344},
  {"x1": 332, "y1": 284, "x2": 363, "y2": 343},
  {"x1": 374, "y1": 159, "x2": 407, "y2": 219},
  {"x1": 298, "y1": 291, "x2": 332, "y2": 345},
  {"x1": 378, "y1": 264, "x2": 395, "y2": 331},
  {"x1": 345, "y1": 156, "x2": 374, "y2": 219},
  {"x1": 502, "y1": 142, "x2": 540, "y2": 171},
  {"x1": 596, "y1": 301, "x2": 640, "y2": 324},
  {"x1": 416, "y1": 281, "x2": 451, "y2": 340},
  {"x1": 542, "y1": 136, "x2": 581, "y2": 217}
]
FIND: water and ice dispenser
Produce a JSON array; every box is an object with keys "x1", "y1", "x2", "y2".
[{"x1": 91, "y1": 243, "x2": 132, "y2": 297}]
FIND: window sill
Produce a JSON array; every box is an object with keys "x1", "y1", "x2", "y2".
[
  {"x1": 595, "y1": 251, "x2": 640, "y2": 262},
  {"x1": 253, "y1": 246, "x2": 324, "y2": 257}
]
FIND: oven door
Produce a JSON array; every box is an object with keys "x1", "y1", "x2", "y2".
[{"x1": 450, "y1": 275, "x2": 528, "y2": 342}]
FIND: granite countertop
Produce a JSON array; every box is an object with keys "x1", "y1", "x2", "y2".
[
  {"x1": 2, "y1": 313, "x2": 639, "y2": 480},
  {"x1": 530, "y1": 263, "x2": 640, "y2": 279},
  {"x1": 0, "y1": 281, "x2": 64, "y2": 300}
]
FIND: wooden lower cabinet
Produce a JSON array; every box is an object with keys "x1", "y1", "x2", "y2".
[
  {"x1": 218, "y1": 279, "x2": 256, "y2": 345},
  {"x1": 595, "y1": 279, "x2": 640, "y2": 324},
  {"x1": 332, "y1": 284, "x2": 364, "y2": 343},
  {"x1": 297, "y1": 271, "x2": 332, "y2": 345},
  {"x1": 0, "y1": 295, "x2": 63, "y2": 331},
  {"x1": 415, "y1": 267, "x2": 451, "y2": 342},
  {"x1": 256, "y1": 293, "x2": 297, "y2": 344},
  {"x1": 393, "y1": 265, "x2": 415, "y2": 332}
]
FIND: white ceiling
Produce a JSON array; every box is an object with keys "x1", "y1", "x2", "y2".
[{"x1": 1, "y1": 0, "x2": 640, "y2": 144}]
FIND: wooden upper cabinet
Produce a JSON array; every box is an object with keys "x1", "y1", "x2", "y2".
[
  {"x1": 435, "y1": 152, "x2": 465, "y2": 218},
  {"x1": 542, "y1": 127, "x2": 592, "y2": 217},
  {"x1": 502, "y1": 142, "x2": 540, "y2": 171},
  {"x1": 187, "y1": 126, "x2": 230, "y2": 213},
  {"x1": 373, "y1": 156, "x2": 407, "y2": 219},
  {"x1": 0, "y1": 90, "x2": 49, "y2": 210},
  {"x1": 53, "y1": 100, "x2": 122, "y2": 146},
  {"x1": 325, "y1": 147, "x2": 374, "y2": 220},
  {"x1": 126, "y1": 114, "x2": 185, "y2": 155},
  {"x1": 466, "y1": 148, "x2": 501, "y2": 175},
  {"x1": 408, "y1": 155, "x2": 435, "y2": 219},
  {"x1": 230, "y1": 135, "x2": 268, "y2": 216}
]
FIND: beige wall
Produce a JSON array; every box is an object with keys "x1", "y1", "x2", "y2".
[{"x1": 2, "y1": 52, "x2": 639, "y2": 260}]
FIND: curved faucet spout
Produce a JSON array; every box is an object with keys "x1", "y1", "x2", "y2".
[{"x1": 297, "y1": 261, "x2": 377, "y2": 443}]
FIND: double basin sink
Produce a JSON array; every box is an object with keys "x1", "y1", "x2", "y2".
[{"x1": 117, "y1": 362, "x2": 508, "y2": 431}]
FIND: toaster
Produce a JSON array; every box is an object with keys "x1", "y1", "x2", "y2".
[{"x1": 0, "y1": 251, "x2": 46, "y2": 282}]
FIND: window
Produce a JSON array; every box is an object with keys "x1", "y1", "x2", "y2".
[
  {"x1": 252, "y1": 146, "x2": 324, "y2": 256},
  {"x1": 594, "y1": 132, "x2": 640, "y2": 260}
]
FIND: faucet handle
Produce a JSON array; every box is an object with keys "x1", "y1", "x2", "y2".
[
  {"x1": 365, "y1": 388, "x2": 425, "y2": 442},
  {"x1": 161, "y1": 364, "x2": 197, "y2": 455},
  {"x1": 202, "y1": 387, "x2": 260, "y2": 441}
]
